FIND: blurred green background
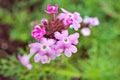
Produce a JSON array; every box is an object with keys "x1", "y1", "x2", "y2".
[{"x1": 0, "y1": 0, "x2": 120, "y2": 80}]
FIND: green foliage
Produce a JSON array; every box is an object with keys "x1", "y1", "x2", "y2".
[
  {"x1": 0, "y1": 55, "x2": 81, "y2": 80},
  {"x1": 0, "y1": 0, "x2": 120, "y2": 80}
]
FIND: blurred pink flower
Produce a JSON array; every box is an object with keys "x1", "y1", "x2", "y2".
[
  {"x1": 31, "y1": 25, "x2": 46, "y2": 40},
  {"x1": 83, "y1": 16, "x2": 99, "y2": 26},
  {"x1": 54, "y1": 30, "x2": 79, "y2": 57},
  {"x1": 81, "y1": 28, "x2": 91, "y2": 36},
  {"x1": 18, "y1": 54, "x2": 32, "y2": 70},
  {"x1": 45, "y1": 4, "x2": 58, "y2": 14},
  {"x1": 57, "y1": 8, "x2": 82, "y2": 31}
]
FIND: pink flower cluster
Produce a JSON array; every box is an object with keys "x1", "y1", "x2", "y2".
[{"x1": 18, "y1": 4, "x2": 99, "y2": 69}]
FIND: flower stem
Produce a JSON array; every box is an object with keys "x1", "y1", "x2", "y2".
[{"x1": 51, "y1": 14, "x2": 55, "y2": 24}]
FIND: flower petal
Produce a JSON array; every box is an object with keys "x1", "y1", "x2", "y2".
[
  {"x1": 70, "y1": 45, "x2": 77, "y2": 53},
  {"x1": 61, "y1": 30, "x2": 69, "y2": 37},
  {"x1": 26, "y1": 64, "x2": 32, "y2": 70},
  {"x1": 54, "y1": 31, "x2": 63, "y2": 40},
  {"x1": 47, "y1": 39, "x2": 55, "y2": 46},
  {"x1": 69, "y1": 33, "x2": 79, "y2": 45},
  {"x1": 56, "y1": 49, "x2": 63, "y2": 56},
  {"x1": 73, "y1": 21, "x2": 80, "y2": 31},
  {"x1": 57, "y1": 13, "x2": 66, "y2": 20},
  {"x1": 28, "y1": 42, "x2": 40, "y2": 48},
  {"x1": 64, "y1": 48, "x2": 72, "y2": 57},
  {"x1": 40, "y1": 55, "x2": 49, "y2": 64},
  {"x1": 61, "y1": 8, "x2": 69, "y2": 13},
  {"x1": 34, "y1": 53, "x2": 41, "y2": 63},
  {"x1": 81, "y1": 28, "x2": 91, "y2": 36}
]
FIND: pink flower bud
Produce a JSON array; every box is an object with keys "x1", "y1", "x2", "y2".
[
  {"x1": 31, "y1": 25, "x2": 46, "y2": 40},
  {"x1": 41, "y1": 18, "x2": 48, "y2": 25},
  {"x1": 45, "y1": 4, "x2": 58, "y2": 14}
]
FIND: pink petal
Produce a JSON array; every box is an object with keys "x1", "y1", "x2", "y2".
[
  {"x1": 81, "y1": 28, "x2": 91, "y2": 36},
  {"x1": 90, "y1": 17, "x2": 99, "y2": 26},
  {"x1": 61, "y1": 8, "x2": 69, "y2": 13},
  {"x1": 30, "y1": 48, "x2": 38, "y2": 54},
  {"x1": 26, "y1": 64, "x2": 32, "y2": 70},
  {"x1": 18, "y1": 54, "x2": 32, "y2": 70},
  {"x1": 56, "y1": 41, "x2": 64, "y2": 49},
  {"x1": 47, "y1": 39, "x2": 55, "y2": 46},
  {"x1": 73, "y1": 12, "x2": 82, "y2": 23},
  {"x1": 57, "y1": 13, "x2": 66, "y2": 20},
  {"x1": 40, "y1": 55, "x2": 49, "y2": 64},
  {"x1": 56, "y1": 49, "x2": 63, "y2": 56},
  {"x1": 28, "y1": 42, "x2": 40, "y2": 48},
  {"x1": 70, "y1": 45, "x2": 77, "y2": 53},
  {"x1": 61, "y1": 30, "x2": 68, "y2": 37},
  {"x1": 69, "y1": 33, "x2": 79, "y2": 45},
  {"x1": 83, "y1": 16, "x2": 90, "y2": 24},
  {"x1": 40, "y1": 38, "x2": 47, "y2": 44},
  {"x1": 73, "y1": 21, "x2": 80, "y2": 31},
  {"x1": 64, "y1": 48, "x2": 72, "y2": 57},
  {"x1": 47, "y1": 4, "x2": 51, "y2": 10},
  {"x1": 54, "y1": 32, "x2": 63, "y2": 40},
  {"x1": 47, "y1": 48, "x2": 56, "y2": 60},
  {"x1": 34, "y1": 53, "x2": 41, "y2": 63},
  {"x1": 29, "y1": 43, "x2": 41, "y2": 54},
  {"x1": 55, "y1": 4, "x2": 58, "y2": 11}
]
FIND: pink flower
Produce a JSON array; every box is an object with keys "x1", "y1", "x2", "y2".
[
  {"x1": 18, "y1": 54, "x2": 32, "y2": 70},
  {"x1": 31, "y1": 25, "x2": 46, "y2": 40},
  {"x1": 57, "y1": 8, "x2": 82, "y2": 31},
  {"x1": 83, "y1": 16, "x2": 99, "y2": 26},
  {"x1": 39, "y1": 38, "x2": 56, "y2": 60},
  {"x1": 45, "y1": 4, "x2": 58, "y2": 14},
  {"x1": 81, "y1": 28, "x2": 91, "y2": 36},
  {"x1": 54, "y1": 30, "x2": 79, "y2": 57},
  {"x1": 29, "y1": 38, "x2": 56, "y2": 64}
]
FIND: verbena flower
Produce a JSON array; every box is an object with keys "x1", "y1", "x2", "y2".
[
  {"x1": 54, "y1": 30, "x2": 79, "y2": 57},
  {"x1": 29, "y1": 38, "x2": 56, "y2": 63},
  {"x1": 57, "y1": 8, "x2": 82, "y2": 31},
  {"x1": 19, "y1": 4, "x2": 99, "y2": 69}
]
